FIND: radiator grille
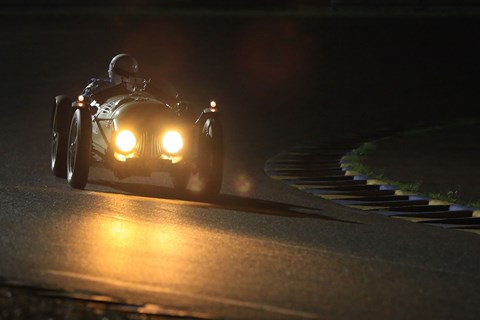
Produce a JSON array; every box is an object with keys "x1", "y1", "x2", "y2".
[{"x1": 135, "y1": 132, "x2": 161, "y2": 158}]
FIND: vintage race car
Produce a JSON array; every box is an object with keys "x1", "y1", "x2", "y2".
[{"x1": 50, "y1": 78, "x2": 223, "y2": 198}]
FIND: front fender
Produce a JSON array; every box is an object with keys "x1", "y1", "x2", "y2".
[
  {"x1": 190, "y1": 109, "x2": 223, "y2": 163},
  {"x1": 195, "y1": 108, "x2": 220, "y2": 126}
]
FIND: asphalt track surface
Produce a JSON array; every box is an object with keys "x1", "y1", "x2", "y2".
[{"x1": 1, "y1": 13, "x2": 480, "y2": 319}]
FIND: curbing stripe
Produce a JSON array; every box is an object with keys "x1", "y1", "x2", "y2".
[{"x1": 265, "y1": 137, "x2": 480, "y2": 235}]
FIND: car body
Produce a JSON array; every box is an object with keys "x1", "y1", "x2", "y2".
[{"x1": 51, "y1": 78, "x2": 223, "y2": 198}]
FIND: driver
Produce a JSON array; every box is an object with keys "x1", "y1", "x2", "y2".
[
  {"x1": 82, "y1": 53, "x2": 178, "y2": 106},
  {"x1": 82, "y1": 53, "x2": 139, "y2": 99}
]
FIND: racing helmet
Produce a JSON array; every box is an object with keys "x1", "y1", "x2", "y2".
[{"x1": 108, "y1": 53, "x2": 139, "y2": 84}]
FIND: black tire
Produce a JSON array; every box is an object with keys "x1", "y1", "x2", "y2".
[
  {"x1": 51, "y1": 95, "x2": 73, "y2": 178},
  {"x1": 67, "y1": 108, "x2": 92, "y2": 189},
  {"x1": 172, "y1": 118, "x2": 223, "y2": 198}
]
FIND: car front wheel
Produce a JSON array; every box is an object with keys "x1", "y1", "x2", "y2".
[
  {"x1": 67, "y1": 108, "x2": 92, "y2": 189},
  {"x1": 172, "y1": 118, "x2": 223, "y2": 199}
]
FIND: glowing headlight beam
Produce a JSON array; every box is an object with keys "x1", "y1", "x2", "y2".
[
  {"x1": 116, "y1": 130, "x2": 137, "y2": 153},
  {"x1": 162, "y1": 131, "x2": 183, "y2": 154}
]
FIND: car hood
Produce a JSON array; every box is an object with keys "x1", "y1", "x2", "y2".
[{"x1": 112, "y1": 100, "x2": 180, "y2": 133}]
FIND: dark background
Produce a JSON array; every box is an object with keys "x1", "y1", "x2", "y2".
[{"x1": 3, "y1": 9, "x2": 480, "y2": 179}]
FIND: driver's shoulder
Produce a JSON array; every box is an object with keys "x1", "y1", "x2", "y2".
[
  {"x1": 86, "y1": 78, "x2": 112, "y2": 88},
  {"x1": 83, "y1": 78, "x2": 115, "y2": 96}
]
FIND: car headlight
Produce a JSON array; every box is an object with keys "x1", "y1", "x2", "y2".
[
  {"x1": 116, "y1": 130, "x2": 137, "y2": 153},
  {"x1": 162, "y1": 131, "x2": 183, "y2": 154}
]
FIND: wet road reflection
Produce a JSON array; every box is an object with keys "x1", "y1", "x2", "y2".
[
  {"x1": 3, "y1": 179, "x2": 479, "y2": 319},
  {"x1": 62, "y1": 192, "x2": 191, "y2": 288},
  {"x1": 36, "y1": 188, "x2": 334, "y2": 319}
]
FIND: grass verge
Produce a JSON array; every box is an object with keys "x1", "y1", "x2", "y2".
[{"x1": 344, "y1": 140, "x2": 480, "y2": 210}]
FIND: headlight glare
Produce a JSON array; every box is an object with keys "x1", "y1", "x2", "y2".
[
  {"x1": 116, "y1": 130, "x2": 136, "y2": 153},
  {"x1": 162, "y1": 131, "x2": 183, "y2": 154}
]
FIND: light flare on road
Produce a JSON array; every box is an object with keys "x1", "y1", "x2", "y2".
[{"x1": 234, "y1": 173, "x2": 254, "y2": 196}]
